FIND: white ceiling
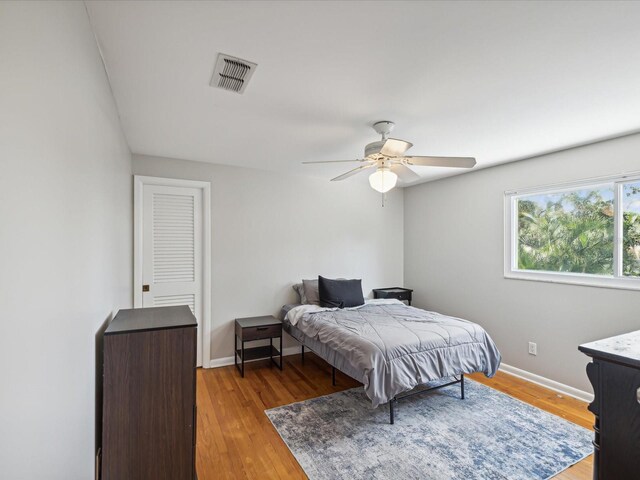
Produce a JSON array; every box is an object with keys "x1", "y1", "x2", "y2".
[{"x1": 86, "y1": 1, "x2": 640, "y2": 186}]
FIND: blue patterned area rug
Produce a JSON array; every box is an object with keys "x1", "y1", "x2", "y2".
[{"x1": 265, "y1": 378, "x2": 592, "y2": 480}]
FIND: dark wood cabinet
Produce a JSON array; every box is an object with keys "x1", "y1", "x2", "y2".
[
  {"x1": 579, "y1": 330, "x2": 640, "y2": 480},
  {"x1": 102, "y1": 306, "x2": 197, "y2": 480}
]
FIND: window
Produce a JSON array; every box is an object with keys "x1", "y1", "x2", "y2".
[
  {"x1": 504, "y1": 174, "x2": 640, "y2": 290},
  {"x1": 623, "y1": 181, "x2": 640, "y2": 277}
]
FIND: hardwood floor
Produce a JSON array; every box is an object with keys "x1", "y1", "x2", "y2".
[{"x1": 196, "y1": 353, "x2": 593, "y2": 480}]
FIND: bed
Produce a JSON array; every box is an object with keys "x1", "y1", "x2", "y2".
[{"x1": 280, "y1": 299, "x2": 501, "y2": 424}]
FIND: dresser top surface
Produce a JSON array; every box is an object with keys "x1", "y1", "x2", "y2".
[
  {"x1": 579, "y1": 329, "x2": 640, "y2": 368},
  {"x1": 106, "y1": 306, "x2": 197, "y2": 335}
]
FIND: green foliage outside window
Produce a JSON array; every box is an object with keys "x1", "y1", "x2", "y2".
[
  {"x1": 623, "y1": 183, "x2": 640, "y2": 277},
  {"x1": 516, "y1": 183, "x2": 640, "y2": 278}
]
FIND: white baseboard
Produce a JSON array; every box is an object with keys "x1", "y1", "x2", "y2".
[
  {"x1": 207, "y1": 346, "x2": 302, "y2": 369},
  {"x1": 499, "y1": 363, "x2": 594, "y2": 403}
]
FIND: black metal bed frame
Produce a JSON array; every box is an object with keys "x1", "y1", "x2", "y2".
[
  {"x1": 301, "y1": 345, "x2": 466, "y2": 424},
  {"x1": 388, "y1": 374, "x2": 464, "y2": 424}
]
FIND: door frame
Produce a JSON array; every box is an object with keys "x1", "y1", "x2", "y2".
[{"x1": 133, "y1": 175, "x2": 212, "y2": 368}]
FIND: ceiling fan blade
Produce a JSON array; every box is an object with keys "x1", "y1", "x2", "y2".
[
  {"x1": 404, "y1": 156, "x2": 476, "y2": 168},
  {"x1": 391, "y1": 164, "x2": 421, "y2": 183},
  {"x1": 302, "y1": 159, "x2": 365, "y2": 164},
  {"x1": 380, "y1": 138, "x2": 413, "y2": 157},
  {"x1": 330, "y1": 164, "x2": 375, "y2": 181}
]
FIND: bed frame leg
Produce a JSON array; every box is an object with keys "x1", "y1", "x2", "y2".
[
  {"x1": 461, "y1": 374, "x2": 465, "y2": 400},
  {"x1": 332, "y1": 366, "x2": 336, "y2": 386},
  {"x1": 390, "y1": 398, "x2": 396, "y2": 424}
]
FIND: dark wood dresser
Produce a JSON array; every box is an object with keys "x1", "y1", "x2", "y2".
[
  {"x1": 579, "y1": 330, "x2": 640, "y2": 480},
  {"x1": 102, "y1": 306, "x2": 197, "y2": 480}
]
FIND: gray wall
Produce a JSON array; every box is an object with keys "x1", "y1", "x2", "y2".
[
  {"x1": 0, "y1": 2, "x2": 132, "y2": 478},
  {"x1": 133, "y1": 155, "x2": 404, "y2": 363},
  {"x1": 404, "y1": 133, "x2": 640, "y2": 393}
]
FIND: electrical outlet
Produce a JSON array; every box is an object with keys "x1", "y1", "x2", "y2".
[{"x1": 528, "y1": 342, "x2": 537, "y2": 356}]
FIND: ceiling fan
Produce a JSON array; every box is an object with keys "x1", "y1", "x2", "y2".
[{"x1": 303, "y1": 121, "x2": 476, "y2": 193}]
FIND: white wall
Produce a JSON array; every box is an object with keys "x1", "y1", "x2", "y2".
[
  {"x1": 0, "y1": 2, "x2": 132, "y2": 479},
  {"x1": 404, "y1": 133, "x2": 640, "y2": 393},
  {"x1": 133, "y1": 154, "x2": 404, "y2": 362}
]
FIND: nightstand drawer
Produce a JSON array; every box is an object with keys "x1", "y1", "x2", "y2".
[
  {"x1": 391, "y1": 291, "x2": 411, "y2": 301},
  {"x1": 241, "y1": 324, "x2": 281, "y2": 341}
]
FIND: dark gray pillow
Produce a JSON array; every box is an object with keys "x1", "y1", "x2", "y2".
[
  {"x1": 318, "y1": 276, "x2": 364, "y2": 308},
  {"x1": 302, "y1": 279, "x2": 320, "y2": 305}
]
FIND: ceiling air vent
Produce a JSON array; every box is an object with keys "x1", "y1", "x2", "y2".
[{"x1": 210, "y1": 54, "x2": 257, "y2": 94}]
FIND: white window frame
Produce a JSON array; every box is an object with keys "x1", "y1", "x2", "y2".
[{"x1": 504, "y1": 171, "x2": 640, "y2": 291}]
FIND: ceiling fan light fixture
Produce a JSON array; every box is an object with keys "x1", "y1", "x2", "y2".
[{"x1": 369, "y1": 167, "x2": 398, "y2": 193}]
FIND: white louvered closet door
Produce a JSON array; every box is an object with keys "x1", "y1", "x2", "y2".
[{"x1": 142, "y1": 184, "x2": 203, "y2": 365}]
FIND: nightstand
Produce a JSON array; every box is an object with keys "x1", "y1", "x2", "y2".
[
  {"x1": 234, "y1": 316, "x2": 283, "y2": 377},
  {"x1": 373, "y1": 287, "x2": 413, "y2": 305}
]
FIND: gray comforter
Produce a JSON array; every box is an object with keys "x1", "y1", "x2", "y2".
[{"x1": 285, "y1": 300, "x2": 501, "y2": 407}]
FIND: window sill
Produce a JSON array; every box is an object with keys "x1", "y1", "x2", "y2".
[{"x1": 504, "y1": 270, "x2": 640, "y2": 292}]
